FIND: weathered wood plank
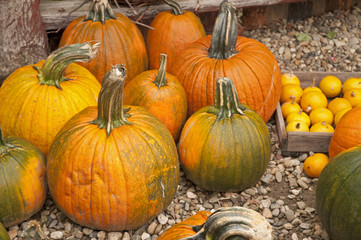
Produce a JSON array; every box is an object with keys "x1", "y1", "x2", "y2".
[{"x1": 40, "y1": 0, "x2": 306, "y2": 30}]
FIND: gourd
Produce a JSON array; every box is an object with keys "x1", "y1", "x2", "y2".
[
  {"x1": 170, "y1": 0, "x2": 281, "y2": 121},
  {"x1": 59, "y1": 0, "x2": 148, "y2": 83},
  {"x1": 179, "y1": 77, "x2": 271, "y2": 192},
  {"x1": 158, "y1": 207, "x2": 273, "y2": 240},
  {"x1": 316, "y1": 145, "x2": 361, "y2": 240},
  {"x1": 123, "y1": 54, "x2": 187, "y2": 141},
  {"x1": 146, "y1": 0, "x2": 206, "y2": 70},
  {"x1": 47, "y1": 65, "x2": 179, "y2": 231},
  {"x1": 0, "y1": 127, "x2": 47, "y2": 228},
  {"x1": 0, "y1": 43, "x2": 101, "y2": 155}
]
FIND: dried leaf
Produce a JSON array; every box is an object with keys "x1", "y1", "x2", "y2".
[{"x1": 326, "y1": 31, "x2": 337, "y2": 40}]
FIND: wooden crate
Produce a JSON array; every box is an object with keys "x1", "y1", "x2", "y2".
[{"x1": 276, "y1": 71, "x2": 361, "y2": 154}]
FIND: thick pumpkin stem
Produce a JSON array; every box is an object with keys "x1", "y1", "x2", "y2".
[
  {"x1": 164, "y1": 0, "x2": 184, "y2": 15},
  {"x1": 208, "y1": 0, "x2": 239, "y2": 59},
  {"x1": 214, "y1": 77, "x2": 245, "y2": 121},
  {"x1": 36, "y1": 42, "x2": 99, "y2": 89},
  {"x1": 85, "y1": 0, "x2": 116, "y2": 23},
  {"x1": 153, "y1": 54, "x2": 168, "y2": 88},
  {"x1": 91, "y1": 64, "x2": 130, "y2": 136}
]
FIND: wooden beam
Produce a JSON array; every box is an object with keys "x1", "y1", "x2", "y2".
[{"x1": 40, "y1": 0, "x2": 306, "y2": 31}]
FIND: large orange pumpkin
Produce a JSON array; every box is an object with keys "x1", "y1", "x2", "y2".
[
  {"x1": 146, "y1": 0, "x2": 206, "y2": 70},
  {"x1": 170, "y1": 0, "x2": 281, "y2": 121},
  {"x1": 0, "y1": 127, "x2": 47, "y2": 228},
  {"x1": 328, "y1": 107, "x2": 361, "y2": 159},
  {"x1": 0, "y1": 43, "x2": 101, "y2": 155},
  {"x1": 59, "y1": 0, "x2": 148, "y2": 83},
  {"x1": 47, "y1": 65, "x2": 179, "y2": 231},
  {"x1": 123, "y1": 54, "x2": 187, "y2": 141}
]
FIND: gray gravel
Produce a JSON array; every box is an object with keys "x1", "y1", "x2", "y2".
[{"x1": 7, "y1": 4, "x2": 361, "y2": 240}]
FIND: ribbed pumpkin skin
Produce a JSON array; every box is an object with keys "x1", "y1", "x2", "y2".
[
  {"x1": 59, "y1": 13, "x2": 148, "y2": 83},
  {"x1": 158, "y1": 211, "x2": 211, "y2": 240},
  {"x1": 0, "y1": 61, "x2": 100, "y2": 155},
  {"x1": 147, "y1": 10, "x2": 206, "y2": 70},
  {"x1": 328, "y1": 107, "x2": 361, "y2": 159},
  {"x1": 179, "y1": 105, "x2": 271, "y2": 192},
  {"x1": 316, "y1": 145, "x2": 361, "y2": 240},
  {"x1": 123, "y1": 70, "x2": 187, "y2": 141},
  {"x1": 0, "y1": 135, "x2": 47, "y2": 228},
  {"x1": 0, "y1": 222, "x2": 10, "y2": 240},
  {"x1": 47, "y1": 106, "x2": 179, "y2": 231},
  {"x1": 170, "y1": 36, "x2": 281, "y2": 121}
]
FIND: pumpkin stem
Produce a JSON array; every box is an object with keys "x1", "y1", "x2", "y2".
[
  {"x1": 153, "y1": 54, "x2": 168, "y2": 88},
  {"x1": 208, "y1": 0, "x2": 239, "y2": 59},
  {"x1": 91, "y1": 64, "x2": 130, "y2": 136},
  {"x1": 214, "y1": 77, "x2": 245, "y2": 121},
  {"x1": 36, "y1": 42, "x2": 99, "y2": 89},
  {"x1": 164, "y1": 0, "x2": 184, "y2": 15},
  {"x1": 0, "y1": 126, "x2": 5, "y2": 146},
  {"x1": 85, "y1": 0, "x2": 116, "y2": 23}
]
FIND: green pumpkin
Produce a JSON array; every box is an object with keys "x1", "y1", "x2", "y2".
[
  {"x1": 179, "y1": 77, "x2": 271, "y2": 191},
  {"x1": 0, "y1": 222, "x2": 10, "y2": 240},
  {"x1": 316, "y1": 145, "x2": 361, "y2": 240}
]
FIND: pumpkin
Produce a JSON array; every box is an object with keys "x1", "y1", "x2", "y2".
[
  {"x1": 316, "y1": 145, "x2": 361, "y2": 240},
  {"x1": 123, "y1": 54, "x2": 187, "y2": 141},
  {"x1": 0, "y1": 43, "x2": 100, "y2": 155},
  {"x1": 0, "y1": 222, "x2": 10, "y2": 240},
  {"x1": 47, "y1": 65, "x2": 179, "y2": 231},
  {"x1": 146, "y1": 0, "x2": 206, "y2": 70},
  {"x1": 329, "y1": 107, "x2": 361, "y2": 159},
  {"x1": 59, "y1": 0, "x2": 148, "y2": 83},
  {"x1": 158, "y1": 207, "x2": 273, "y2": 240},
  {"x1": 0, "y1": 127, "x2": 47, "y2": 228},
  {"x1": 170, "y1": 0, "x2": 281, "y2": 121},
  {"x1": 179, "y1": 77, "x2": 271, "y2": 191}
]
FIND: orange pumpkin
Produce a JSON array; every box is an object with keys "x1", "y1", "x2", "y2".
[
  {"x1": 59, "y1": 0, "x2": 148, "y2": 83},
  {"x1": 47, "y1": 65, "x2": 179, "y2": 231},
  {"x1": 170, "y1": 0, "x2": 281, "y2": 121},
  {"x1": 0, "y1": 43, "x2": 101, "y2": 155},
  {"x1": 0, "y1": 127, "x2": 47, "y2": 228},
  {"x1": 146, "y1": 0, "x2": 206, "y2": 70},
  {"x1": 123, "y1": 54, "x2": 187, "y2": 141},
  {"x1": 329, "y1": 107, "x2": 361, "y2": 159}
]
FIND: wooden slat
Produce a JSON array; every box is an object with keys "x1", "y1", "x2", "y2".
[
  {"x1": 286, "y1": 132, "x2": 333, "y2": 152},
  {"x1": 40, "y1": 0, "x2": 306, "y2": 31}
]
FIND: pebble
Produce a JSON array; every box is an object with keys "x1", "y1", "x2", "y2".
[{"x1": 50, "y1": 231, "x2": 63, "y2": 239}]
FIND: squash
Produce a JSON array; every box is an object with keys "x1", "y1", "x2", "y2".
[
  {"x1": 328, "y1": 107, "x2": 361, "y2": 159},
  {"x1": 158, "y1": 207, "x2": 273, "y2": 240},
  {"x1": 316, "y1": 145, "x2": 361, "y2": 240},
  {"x1": 170, "y1": 0, "x2": 281, "y2": 121},
  {"x1": 146, "y1": 0, "x2": 206, "y2": 70},
  {"x1": 0, "y1": 43, "x2": 101, "y2": 155},
  {"x1": 47, "y1": 65, "x2": 179, "y2": 231},
  {"x1": 0, "y1": 222, "x2": 10, "y2": 240},
  {"x1": 123, "y1": 54, "x2": 187, "y2": 141},
  {"x1": 179, "y1": 77, "x2": 271, "y2": 191},
  {"x1": 59, "y1": 0, "x2": 148, "y2": 83},
  {"x1": 0, "y1": 127, "x2": 47, "y2": 228}
]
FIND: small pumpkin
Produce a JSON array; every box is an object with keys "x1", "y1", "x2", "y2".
[
  {"x1": 47, "y1": 65, "x2": 179, "y2": 231},
  {"x1": 0, "y1": 43, "x2": 101, "y2": 155},
  {"x1": 158, "y1": 207, "x2": 273, "y2": 240},
  {"x1": 123, "y1": 54, "x2": 187, "y2": 141},
  {"x1": 0, "y1": 222, "x2": 10, "y2": 240},
  {"x1": 179, "y1": 77, "x2": 271, "y2": 192},
  {"x1": 59, "y1": 0, "x2": 148, "y2": 83},
  {"x1": 281, "y1": 72, "x2": 300, "y2": 86},
  {"x1": 342, "y1": 77, "x2": 361, "y2": 94},
  {"x1": 0, "y1": 127, "x2": 47, "y2": 228},
  {"x1": 316, "y1": 145, "x2": 361, "y2": 240},
  {"x1": 170, "y1": 0, "x2": 281, "y2": 121},
  {"x1": 303, "y1": 152, "x2": 329, "y2": 178},
  {"x1": 146, "y1": 0, "x2": 206, "y2": 70}
]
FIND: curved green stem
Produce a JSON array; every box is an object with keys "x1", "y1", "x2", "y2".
[
  {"x1": 214, "y1": 77, "x2": 245, "y2": 121},
  {"x1": 153, "y1": 54, "x2": 168, "y2": 88},
  {"x1": 0, "y1": 126, "x2": 4, "y2": 146},
  {"x1": 91, "y1": 64, "x2": 131, "y2": 136},
  {"x1": 164, "y1": 0, "x2": 184, "y2": 15},
  {"x1": 85, "y1": 0, "x2": 116, "y2": 23},
  {"x1": 35, "y1": 42, "x2": 99, "y2": 89},
  {"x1": 208, "y1": 0, "x2": 239, "y2": 59}
]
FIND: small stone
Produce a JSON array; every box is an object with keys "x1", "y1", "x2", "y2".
[
  {"x1": 203, "y1": 202, "x2": 213, "y2": 209},
  {"x1": 262, "y1": 208, "x2": 273, "y2": 218},
  {"x1": 289, "y1": 177, "x2": 298, "y2": 188},
  {"x1": 297, "y1": 179, "x2": 309, "y2": 189},
  {"x1": 157, "y1": 213, "x2": 168, "y2": 225},
  {"x1": 275, "y1": 172, "x2": 282, "y2": 182},
  {"x1": 272, "y1": 208, "x2": 280, "y2": 217},
  {"x1": 141, "y1": 232, "x2": 151, "y2": 240},
  {"x1": 283, "y1": 223, "x2": 293, "y2": 230},
  {"x1": 186, "y1": 191, "x2": 197, "y2": 199},
  {"x1": 64, "y1": 222, "x2": 72, "y2": 232},
  {"x1": 245, "y1": 188, "x2": 256, "y2": 196},
  {"x1": 291, "y1": 233, "x2": 298, "y2": 240},
  {"x1": 147, "y1": 222, "x2": 158, "y2": 235},
  {"x1": 8, "y1": 229, "x2": 18, "y2": 239},
  {"x1": 122, "y1": 232, "x2": 131, "y2": 240},
  {"x1": 108, "y1": 232, "x2": 122, "y2": 240},
  {"x1": 300, "y1": 223, "x2": 311, "y2": 229},
  {"x1": 285, "y1": 210, "x2": 295, "y2": 222},
  {"x1": 97, "y1": 231, "x2": 106, "y2": 238},
  {"x1": 297, "y1": 201, "x2": 306, "y2": 210},
  {"x1": 83, "y1": 228, "x2": 93, "y2": 235},
  {"x1": 50, "y1": 231, "x2": 63, "y2": 239},
  {"x1": 261, "y1": 174, "x2": 273, "y2": 184}
]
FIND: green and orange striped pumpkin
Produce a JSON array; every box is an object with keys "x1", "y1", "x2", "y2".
[{"x1": 0, "y1": 222, "x2": 10, "y2": 240}]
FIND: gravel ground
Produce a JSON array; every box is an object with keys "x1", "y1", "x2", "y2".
[{"x1": 6, "y1": 3, "x2": 361, "y2": 240}]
